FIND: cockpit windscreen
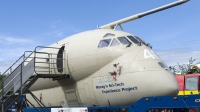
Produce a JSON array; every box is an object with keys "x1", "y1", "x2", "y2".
[
  {"x1": 127, "y1": 36, "x2": 140, "y2": 44},
  {"x1": 117, "y1": 37, "x2": 131, "y2": 45},
  {"x1": 98, "y1": 39, "x2": 111, "y2": 48},
  {"x1": 135, "y1": 36, "x2": 147, "y2": 45},
  {"x1": 110, "y1": 39, "x2": 120, "y2": 46}
]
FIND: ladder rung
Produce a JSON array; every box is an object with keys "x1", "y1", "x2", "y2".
[
  {"x1": 30, "y1": 75, "x2": 37, "y2": 78},
  {"x1": 4, "y1": 95, "x2": 12, "y2": 97},
  {"x1": 23, "y1": 61, "x2": 32, "y2": 62},
  {"x1": 35, "y1": 66, "x2": 50, "y2": 68},
  {"x1": 35, "y1": 52, "x2": 58, "y2": 55},
  {"x1": 34, "y1": 57, "x2": 65, "y2": 60},
  {"x1": 27, "y1": 79, "x2": 32, "y2": 81},
  {"x1": 35, "y1": 71, "x2": 52, "y2": 72},
  {"x1": 8, "y1": 90, "x2": 13, "y2": 92},
  {"x1": 34, "y1": 57, "x2": 50, "y2": 59},
  {"x1": 35, "y1": 62, "x2": 49, "y2": 64},
  {"x1": 35, "y1": 62, "x2": 57, "y2": 64},
  {"x1": 35, "y1": 67, "x2": 65, "y2": 69}
]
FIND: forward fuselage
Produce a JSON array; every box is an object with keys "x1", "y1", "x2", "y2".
[{"x1": 26, "y1": 29, "x2": 179, "y2": 107}]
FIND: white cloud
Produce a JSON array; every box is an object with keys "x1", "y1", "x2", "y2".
[
  {"x1": 46, "y1": 20, "x2": 82, "y2": 38},
  {"x1": 49, "y1": 20, "x2": 62, "y2": 29},
  {"x1": 0, "y1": 35, "x2": 35, "y2": 45},
  {"x1": 172, "y1": 39, "x2": 200, "y2": 46},
  {"x1": 5, "y1": 37, "x2": 33, "y2": 43},
  {"x1": 156, "y1": 48, "x2": 200, "y2": 66},
  {"x1": 0, "y1": 34, "x2": 38, "y2": 73},
  {"x1": 0, "y1": 61, "x2": 15, "y2": 74},
  {"x1": 46, "y1": 30, "x2": 65, "y2": 37}
]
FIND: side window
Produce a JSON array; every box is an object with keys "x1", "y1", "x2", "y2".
[
  {"x1": 185, "y1": 77, "x2": 198, "y2": 90},
  {"x1": 127, "y1": 36, "x2": 140, "y2": 44},
  {"x1": 98, "y1": 39, "x2": 111, "y2": 48},
  {"x1": 110, "y1": 39, "x2": 120, "y2": 47},
  {"x1": 117, "y1": 37, "x2": 131, "y2": 45}
]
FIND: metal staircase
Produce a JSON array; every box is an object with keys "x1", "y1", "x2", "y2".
[{"x1": 0, "y1": 46, "x2": 67, "y2": 112}]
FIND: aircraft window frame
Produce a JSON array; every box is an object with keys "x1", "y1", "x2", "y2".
[
  {"x1": 127, "y1": 36, "x2": 140, "y2": 44},
  {"x1": 135, "y1": 36, "x2": 143, "y2": 42},
  {"x1": 185, "y1": 76, "x2": 198, "y2": 90},
  {"x1": 135, "y1": 36, "x2": 147, "y2": 45},
  {"x1": 117, "y1": 36, "x2": 131, "y2": 45},
  {"x1": 158, "y1": 62, "x2": 167, "y2": 68},
  {"x1": 110, "y1": 38, "x2": 120, "y2": 47},
  {"x1": 98, "y1": 39, "x2": 112, "y2": 48},
  {"x1": 103, "y1": 33, "x2": 115, "y2": 38}
]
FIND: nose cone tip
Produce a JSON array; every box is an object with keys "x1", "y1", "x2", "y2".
[
  {"x1": 160, "y1": 76, "x2": 179, "y2": 96},
  {"x1": 155, "y1": 82, "x2": 179, "y2": 96},
  {"x1": 155, "y1": 72, "x2": 179, "y2": 96},
  {"x1": 168, "y1": 81, "x2": 179, "y2": 95},
  {"x1": 167, "y1": 85, "x2": 179, "y2": 95}
]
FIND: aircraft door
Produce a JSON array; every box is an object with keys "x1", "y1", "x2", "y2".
[
  {"x1": 55, "y1": 43, "x2": 70, "y2": 75},
  {"x1": 57, "y1": 46, "x2": 65, "y2": 73}
]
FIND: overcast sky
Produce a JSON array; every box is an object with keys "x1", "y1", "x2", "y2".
[{"x1": 0, "y1": 0, "x2": 200, "y2": 73}]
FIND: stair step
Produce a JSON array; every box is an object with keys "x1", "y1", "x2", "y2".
[
  {"x1": 15, "y1": 93, "x2": 19, "y2": 95},
  {"x1": 4, "y1": 95, "x2": 12, "y2": 97},
  {"x1": 6, "y1": 91, "x2": 14, "y2": 95},
  {"x1": 29, "y1": 75, "x2": 37, "y2": 79},
  {"x1": 0, "y1": 99, "x2": 6, "y2": 103},
  {"x1": 27, "y1": 79, "x2": 33, "y2": 82},
  {"x1": 23, "y1": 83, "x2": 28, "y2": 86},
  {"x1": 8, "y1": 90, "x2": 13, "y2": 92}
]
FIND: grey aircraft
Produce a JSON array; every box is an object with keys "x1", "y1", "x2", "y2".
[{"x1": 22, "y1": 0, "x2": 189, "y2": 107}]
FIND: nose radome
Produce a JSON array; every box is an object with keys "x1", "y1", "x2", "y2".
[
  {"x1": 157, "y1": 70, "x2": 179, "y2": 96},
  {"x1": 165, "y1": 73, "x2": 179, "y2": 95}
]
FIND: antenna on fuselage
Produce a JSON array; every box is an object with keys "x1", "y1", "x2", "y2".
[{"x1": 99, "y1": 0, "x2": 189, "y2": 29}]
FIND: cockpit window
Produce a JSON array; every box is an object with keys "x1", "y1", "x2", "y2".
[
  {"x1": 135, "y1": 36, "x2": 146, "y2": 45},
  {"x1": 98, "y1": 39, "x2": 111, "y2": 48},
  {"x1": 103, "y1": 33, "x2": 115, "y2": 38},
  {"x1": 110, "y1": 39, "x2": 120, "y2": 46},
  {"x1": 127, "y1": 36, "x2": 140, "y2": 44},
  {"x1": 117, "y1": 37, "x2": 131, "y2": 45}
]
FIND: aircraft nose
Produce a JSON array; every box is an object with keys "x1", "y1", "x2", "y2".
[{"x1": 150, "y1": 70, "x2": 179, "y2": 96}]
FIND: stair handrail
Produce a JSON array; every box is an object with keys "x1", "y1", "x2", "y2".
[
  {"x1": 1, "y1": 51, "x2": 33, "y2": 77},
  {"x1": 1, "y1": 45, "x2": 66, "y2": 96},
  {"x1": 1, "y1": 51, "x2": 34, "y2": 96},
  {"x1": 1, "y1": 51, "x2": 34, "y2": 81},
  {"x1": 34, "y1": 46, "x2": 66, "y2": 75}
]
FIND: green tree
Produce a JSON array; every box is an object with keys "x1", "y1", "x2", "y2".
[{"x1": 0, "y1": 74, "x2": 7, "y2": 96}]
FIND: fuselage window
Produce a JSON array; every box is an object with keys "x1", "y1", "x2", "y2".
[
  {"x1": 103, "y1": 33, "x2": 115, "y2": 38},
  {"x1": 127, "y1": 36, "x2": 140, "y2": 44},
  {"x1": 110, "y1": 38, "x2": 120, "y2": 46},
  {"x1": 185, "y1": 77, "x2": 198, "y2": 90},
  {"x1": 117, "y1": 37, "x2": 131, "y2": 45},
  {"x1": 98, "y1": 39, "x2": 111, "y2": 48}
]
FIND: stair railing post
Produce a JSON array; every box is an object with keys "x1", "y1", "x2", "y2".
[
  {"x1": 34, "y1": 49, "x2": 36, "y2": 75},
  {"x1": 1, "y1": 100, "x2": 3, "y2": 112},
  {"x1": 10, "y1": 67, "x2": 12, "y2": 75},
  {"x1": 20, "y1": 62, "x2": 23, "y2": 96},
  {"x1": 23, "y1": 52, "x2": 25, "y2": 60},
  {"x1": 2, "y1": 78, "x2": 4, "y2": 112},
  {"x1": 49, "y1": 54, "x2": 50, "y2": 75}
]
